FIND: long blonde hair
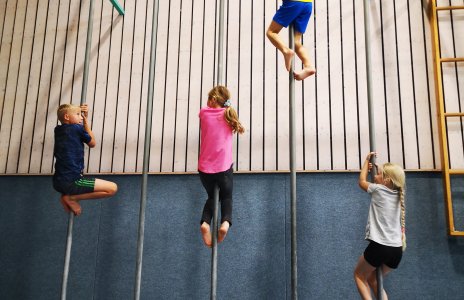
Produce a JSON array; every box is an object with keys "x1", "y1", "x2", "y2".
[
  {"x1": 208, "y1": 86, "x2": 245, "y2": 134},
  {"x1": 382, "y1": 163, "x2": 407, "y2": 251}
]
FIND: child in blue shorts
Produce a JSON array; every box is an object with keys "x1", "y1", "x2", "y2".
[
  {"x1": 266, "y1": 0, "x2": 316, "y2": 80},
  {"x1": 53, "y1": 104, "x2": 118, "y2": 216}
]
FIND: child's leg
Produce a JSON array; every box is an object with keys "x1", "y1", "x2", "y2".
[
  {"x1": 293, "y1": 31, "x2": 316, "y2": 81},
  {"x1": 217, "y1": 167, "x2": 233, "y2": 243},
  {"x1": 67, "y1": 179, "x2": 117, "y2": 202},
  {"x1": 354, "y1": 255, "x2": 376, "y2": 300},
  {"x1": 367, "y1": 265, "x2": 391, "y2": 300},
  {"x1": 62, "y1": 179, "x2": 118, "y2": 216},
  {"x1": 200, "y1": 222, "x2": 212, "y2": 247},
  {"x1": 266, "y1": 21, "x2": 294, "y2": 72}
]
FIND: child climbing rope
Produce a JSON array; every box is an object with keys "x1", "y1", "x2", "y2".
[
  {"x1": 198, "y1": 86, "x2": 245, "y2": 247},
  {"x1": 354, "y1": 152, "x2": 406, "y2": 300},
  {"x1": 266, "y1": 0, "x2": 316, "y2": 80}
]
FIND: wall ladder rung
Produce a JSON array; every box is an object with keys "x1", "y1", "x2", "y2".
[
  {"x1": 444, "y1": 112, "x2": 464, "y2": 117},
  {"x1": 448, "y1": 170, "x2": 464, "y2": 175},
  {"x1": 436, "y1": 5, "x2": 464, "y2": 11},
  {"x1": 449, "y1": 231, "x2": 464, "y2": 237},
  {"x1": 441, "y1": 57, "x2": 464, "y2": 63}
]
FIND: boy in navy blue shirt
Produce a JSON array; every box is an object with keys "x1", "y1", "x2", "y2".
[{"x1": 53, "y1": 104, "x2": 117, "y2": 216}]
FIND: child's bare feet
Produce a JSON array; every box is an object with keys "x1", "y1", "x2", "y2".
[
  {"x1": 218, "y1": 221, "x2": 230, "y2": 243},
  {"x1": 283, "y1": 49, "x2": 295, "y2": 72},
  {"x1": 201, "y1": 222, "x2": 212, "y2": 247},
  {"x1": 294, "y1": 66, "x2": 316, "y2": 81},
  {"x1": 61, "y1": 195, "x2": 82, "y2": 216},
  {"x1": 60, "y1": 196, "x2": 71, "y2": 213}
]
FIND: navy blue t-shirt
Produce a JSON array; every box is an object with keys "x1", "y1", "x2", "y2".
[{"x1": 53, "y1": 124, "x2": 91, "y2": 184}]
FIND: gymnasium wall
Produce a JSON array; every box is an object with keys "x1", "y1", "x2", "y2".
[
  {"x1": 1, "y1": 0, "x2": 462, "y2": 174},
  {"x1": 1, "y1": 173, "x2": 464, "y2": 299}
]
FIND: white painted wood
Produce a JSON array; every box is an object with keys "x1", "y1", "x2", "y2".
[
  {"x1": 160, "y1": 0, "x2": 181, "y2": 172},
  {"x1": 0, "y1": 0, "x2": 17, "y2": 125},
  {"x1": 112, "y1": 0, "x2": 134, "y2": 172},
  {"x1": 173, "y1": 0, "x2": 193, "y2": 172},
  {"x1": 395, "y1": 0, "x2": 419, "y2": 169},
  {"x1": 302, "y1": 2, "x2": 317, "y2": 170},
  {"x1": 328, "y1": 0, "x2": 345, "y2": 170},
  {"x1": 0, "y1": 0, "x2": 451, "y2": 174},
  {"x1": 237, "y1": 0, "x2": 252, "y2": 171},
  {"x1": 87, "y1": 0, "x2": 112, "y2": 173},
  {"x1": 341, "y1": 0, "x2": 361, "y2": 170},
  {"x1": 1, "y1": 0, "x2": 27, "y2": 173},
  {"x1": 314, "y1": 0, "x2": 331, "y2": 170},
  {"x1": 184, "y1": 0, "x2": 204, "y2": 172},
  {"x1": 149, "y1": 0, "x2": 169, "y2": 172},
  {"x1": 28, "y1": 0, "x2": 59, "y2": 173},
  {"x1": 124, "y1": 0, "x2": 148, "y2": 173},
  {"x1": 99, "y1": 2, "x2": 123, "y2": 172},
  {"x1": 17, "y1": 0, "x2": 48, "y2": 173},
  {"x1": 7, "y1": 0, "x2": 39, "y2": 173}
]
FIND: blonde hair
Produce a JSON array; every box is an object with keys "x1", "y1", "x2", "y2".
[
  {"x1": 57, "y1": 104, "x2": 80, "y2": 123},
  {"x1": 208, "y1": 86, "x2": 245, "y2": 134},
  {"x1": 382, "y1": 163, "x2": 407, "y2": 251}
]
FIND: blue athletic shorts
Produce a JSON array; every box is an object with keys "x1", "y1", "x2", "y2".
[
  {"x1": 364, "y1": 240, "x2": 403, "y2": 269},
  {"x1": 53, "y1": 176, "x2": 96, "y2": 195},
  {"x1": 273, "y1": 1, "x2": 313, "y2": 34}
]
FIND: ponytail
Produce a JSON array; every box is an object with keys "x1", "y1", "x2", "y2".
[
  {"x1": 208, "y1": 85, "x2": 245, "y2": 134},
  {"x1": 399, "y1": 187, "x2": 406, "y2": 251},
  {"x1": 225, "y1": 106, "x2": 244, "y2": 134}
]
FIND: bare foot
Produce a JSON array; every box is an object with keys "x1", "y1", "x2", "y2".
[
  {"x1": 218, "y1": 221, "x2": 230, "y2": 243},
  {"x1": 60, "y1": 196, "x2": 71, "y2": 213},
  {"x1": 200, "y1": 222, "x2": 212, "y2": 247},
  {"x1": 283, "y1": 49, "x2": 295, "y2": 72},
  {"x1": 61, "y1": 195, "x2": 82, "y2": 216},
  {"x1": 293, "y1": 66, "x2": 316, "y2": 81}
]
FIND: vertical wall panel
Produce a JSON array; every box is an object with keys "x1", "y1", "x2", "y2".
[
  {"x1": 173, "y1": 0, "x2": 194, "y2": 172},
  {"x1": 112, "y1": 0, "x2": 133, "y2": 172},
  {"x1": 1, "y1": 0, "x2": 26, "y2": 173},
  {"x1": 184, "y1": 0, "x2": 203, "y2": 172},
  {"x1": 302, "y1": 1, "x2": 317, "y2": 171},
  {"x1": 250, "y1": 0, "x2": 264, "y2": 171},
  {"x1": 315, "y1": 0, "x2": 331, "y2": 170},
  {"x1": 237, "y1": 0, "x2": 252, "y2": 171},
  {"x1": 262, "y1": 1, "x2": 278, "y2": 171},
  {"x1": 100, "y1": 2, "x2": 123, "y2": 172},
  {"x1": 0, "y1": 0, "x2": 450, "y2": 174},
  {"x1": 6, "y1": 0, "x2": 37, "y2": 173},
  {"x1": 28, "y1": 0, "x2": 59, "y2": 173}
]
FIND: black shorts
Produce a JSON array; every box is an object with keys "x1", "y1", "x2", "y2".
[
  {"x1": 54, "y1": 177, "x2": 96, "y2": 195},
  {"x1": 364, "y1": 240, "x2": 403, "y2": 269}
]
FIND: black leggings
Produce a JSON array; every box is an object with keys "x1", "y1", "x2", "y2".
[{"x1": 199, "y1": 165, "x2": 233, "y2": 226}]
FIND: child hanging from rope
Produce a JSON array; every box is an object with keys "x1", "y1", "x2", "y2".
[
  {"x1": 354, "y1": 152, "x2": 406, "y2": 300},
  {"x1": 198, "y1": 86, "x2": 245, "y2": 247},
  {"x1": 266, "y1": 0, "x2": 316, "y2": 80},
  {"x1": 53, "y1": 104, "x2": 118, "y2": 216}
]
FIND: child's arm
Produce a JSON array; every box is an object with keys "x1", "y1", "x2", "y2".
[
  {"x1": 359, "y1": 152, "x2": 375, "y2": 192},
  {"x1": 81, "y1": 104, "x2": 96, "y2": 148}
]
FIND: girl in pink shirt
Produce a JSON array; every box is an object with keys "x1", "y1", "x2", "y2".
[{"x1": 199, "y1": 86, "x2": 244, "y2": 247}]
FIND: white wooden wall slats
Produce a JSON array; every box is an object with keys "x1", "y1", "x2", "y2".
[{"x1": 0, "y1": 0, "x2": 454, "y2": 174}]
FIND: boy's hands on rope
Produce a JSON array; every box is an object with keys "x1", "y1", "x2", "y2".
[{"x1": 80, "y1": 104, "x2": 89, "y2": 121}]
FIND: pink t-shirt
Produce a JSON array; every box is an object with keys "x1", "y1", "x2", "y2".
[{"x1": 198, "y1": 106, "x2": 233, "y2": 173}]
